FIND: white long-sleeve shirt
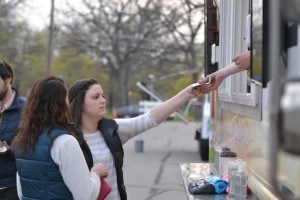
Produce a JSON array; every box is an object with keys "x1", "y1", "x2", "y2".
[
  {"x1": 17, "y1": 134, "x2": 100, "y2": 200},
  {"x1": 84, "y1": 111, "x2": 157, "y2": 200},
  {"x1": 17, "y1": 111, "x2": 157, "y2": 200}
]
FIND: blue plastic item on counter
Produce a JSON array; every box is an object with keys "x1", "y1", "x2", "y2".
[{"x1": 207, "y1": 176, "x2": 229, "y2": 194}]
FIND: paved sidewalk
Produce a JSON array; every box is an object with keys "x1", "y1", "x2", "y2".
[{"x1": 123, "y1": 121, "x2": 201, "y2": 200}]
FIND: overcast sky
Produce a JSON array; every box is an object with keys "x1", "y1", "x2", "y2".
[
  {"x1": 22, "y1": 0, "x2": 52, "y2": 29},
  {"x1": 23, "y1": 0, "x2": 204, "y2": 42},
  {"x1": 23, "y1": 0, "x2": 78, "y2": 30}
]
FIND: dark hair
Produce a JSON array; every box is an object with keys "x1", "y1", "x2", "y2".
[
  {"x1": 68, "y1": 79, "x2": 98, "y2": 128},
  {"x1": 13, "y1": 75, "x2": 81, "y2": 154},
  {"x1": 0, "y1": 59, "x2": 13, "y2": 83}
]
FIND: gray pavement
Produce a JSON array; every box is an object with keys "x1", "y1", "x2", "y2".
[{"x1": 123, "y1": 121, "x2": 202, "y2": 200}]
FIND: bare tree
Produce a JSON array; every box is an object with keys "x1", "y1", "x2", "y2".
[
  {"x1": 161, "y1": 0, "x2": 204, "y2": 82},
  {"x1": 46, "y1": 0, "x2": 55, "y2": 75},
  {"x1": 0, "y1": 0, "x2": 25, "y2": 58},
  {"x1": 62, "y1": 0, "x2": 174, "y2": 106},
  {"x1": 0, "y1": 0, "x2": 24, "y2": 14},
  {"x1": 61, "y1": 0, "x2": 204, "y2": 106}
]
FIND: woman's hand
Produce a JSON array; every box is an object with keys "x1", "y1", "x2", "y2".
[
  {"x1": 187, "y1": 83, "x2": 203, "y2": 98},
  {"x1": 197, "y1": 70, "x2": 227, "y2": 94},
  {"x1": 91, "y1": 163, "x2": 108, "y2": 178}
]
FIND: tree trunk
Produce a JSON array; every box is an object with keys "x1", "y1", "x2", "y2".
[
  {"x1": 46, "y1": 0, "x2": 55, "y2": 75},
  {"x1": 111, "y1": 66, "x2": 129, "y2": 107}
]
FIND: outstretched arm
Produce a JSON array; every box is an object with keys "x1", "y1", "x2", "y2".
[
  {"x1": 115, "y1": 84, "x2": 201, "y2": 144},
  {"x1": 198, "y1": 50, "x2": 251, "y2": 94},
  {"x1": 150, "y1": 84, "x2": 201, "y2": 124}
]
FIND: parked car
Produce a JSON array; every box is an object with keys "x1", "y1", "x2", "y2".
[
  {"x1": 116, "y1": 100, "x2": 175, "y2": 119},
  {"x1": 139, "y1": 100, "x2": 175, "y2": 120},
  {"x1": 116, "y1": 104, "x2": 143, "y2": 118}
]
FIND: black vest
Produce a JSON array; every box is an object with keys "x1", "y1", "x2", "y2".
[
  {"x1": 98, "y1": 118, "x2": 126, "y2": 200},
  {"x1": 75, "y1": 127, "x2": 94, "y2": 170}
]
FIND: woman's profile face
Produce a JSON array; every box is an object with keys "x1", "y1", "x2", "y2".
[
  {"x1": 0, "y1": 77, "x2": 9, "y2": 101},
  {"x1": 82, "y1": 84, "x2": 106, "y2": 120}
]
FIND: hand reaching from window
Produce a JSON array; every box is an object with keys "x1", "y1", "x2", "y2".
[
  {"x1": 232, "y1": 50, "x2": 251, "y2": 71},
  {"x1": 197, "y1": 50, "x2": 251, "y2": 94}
]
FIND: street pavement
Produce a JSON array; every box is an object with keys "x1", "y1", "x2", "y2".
[{"x1": 123, "y1": 121, "x2": 202, "y2": 200}]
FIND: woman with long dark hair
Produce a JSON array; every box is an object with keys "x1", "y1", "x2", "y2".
[
  {"x1": 68, "y1": 79, "x2": 201, "y2": 200},
  {"x1": 13, "y1": 76, "x2": 107, "y2": 200}
]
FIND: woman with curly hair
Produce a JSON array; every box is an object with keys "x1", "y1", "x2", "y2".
[{"x1": 12, "y1": 75, "x2": 107, "y2": 200}]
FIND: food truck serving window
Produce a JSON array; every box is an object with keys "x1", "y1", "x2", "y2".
[{"x1": 217, "y1": 0, "x2": 262, "y2": 120}]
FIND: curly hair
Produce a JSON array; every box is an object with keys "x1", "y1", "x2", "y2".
[
  {"x1": 13, "y1": 75, "x2": 81, "y2": 155},
  {"x1": 68, "y1": 79, "x2": 98, "y2": 128}
]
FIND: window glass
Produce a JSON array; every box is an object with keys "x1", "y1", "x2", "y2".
[
  {"x1": 251, "y1": 0, "x2": 263, "y2": 83},
  {"x1": 251, "y1": 0, "x2": 286, "y2": 87}
]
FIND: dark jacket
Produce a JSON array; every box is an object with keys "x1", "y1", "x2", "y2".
[
  {"x1": 0, "y1": 89, "x2": 24, "y2": 188},
  {"x1": 15, "y1": 128, "x2": 73, "y2": 200},
  {"x1": 98, "y1": 118, "x2": 126, "y2": 200}
]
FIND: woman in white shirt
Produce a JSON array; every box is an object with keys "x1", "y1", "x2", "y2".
[{"x1": 68, "y1": 78, "x2": 201, "y2": 200}]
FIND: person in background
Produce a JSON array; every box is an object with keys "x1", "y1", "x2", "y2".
[
  {"x1": 12, "y1": 75, "x2": 108, "y2": 200},
  {"x1": 68, "y1": 79, "x2": 202, "y2": 200},
  {"x1": 0, "y1": 59, "x2": 25, "y2": 200},
  {"x1": 198, "y1": 50, "x2": 250, "y2": 93}
]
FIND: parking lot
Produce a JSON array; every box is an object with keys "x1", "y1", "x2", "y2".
[{"x1": 123, "y1": 121, "x2": 201, "y2": 200}]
